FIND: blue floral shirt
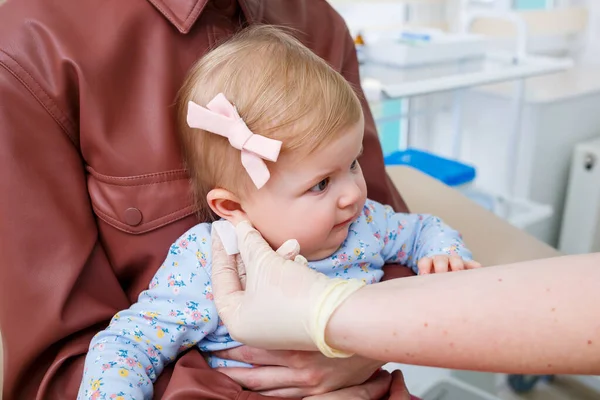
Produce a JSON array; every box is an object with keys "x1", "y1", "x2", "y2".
[{"x1": 78, "y1": 199, "x2": 471, "y2": 399}]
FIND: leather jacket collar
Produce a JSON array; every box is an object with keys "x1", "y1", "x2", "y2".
[{"x1": 147, "y1": 0, "x2": 263, "y2": 33}]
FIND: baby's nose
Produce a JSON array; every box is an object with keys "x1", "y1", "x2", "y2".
[{"x1": 338, "y1": 182, "x2": 361, "y2": 209}]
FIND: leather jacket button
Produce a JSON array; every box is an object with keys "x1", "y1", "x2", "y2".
[{"x1": 124, "y1": 207, "x2": 143, "y2": 226}]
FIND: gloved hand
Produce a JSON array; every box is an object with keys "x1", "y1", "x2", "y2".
[{"x1": 211, "y1": 221, "x2": 365, "y2": 357}]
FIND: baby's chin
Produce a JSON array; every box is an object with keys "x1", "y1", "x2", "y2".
[
  {"x1": 304, "y1": 228, "x2": 354, "y2": 261},
  {"x1": 303, "y1": 241, "x2": 346, "y2": 262}
]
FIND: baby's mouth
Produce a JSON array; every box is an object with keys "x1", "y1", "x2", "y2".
[{"x1": 333, "y1": 214, "x2": 357, "y2": 230}]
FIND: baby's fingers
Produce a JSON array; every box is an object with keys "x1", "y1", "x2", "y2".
[
  {"x1": 466, "y1": 260, "x2": 482, "y2": 269},
  {"x1": 449, "y1": 256, "x2": 465, "y2": 271},
  {"x1": 418, "y1": 257, "x2": 433, "y2": 275},
  {"x1": 433, "y1": 255, "x2": 450, "y2": 273}
]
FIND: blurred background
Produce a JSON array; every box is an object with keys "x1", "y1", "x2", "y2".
[{"x1": 327, "y1": 0, "x2": 600, "y2": 398}]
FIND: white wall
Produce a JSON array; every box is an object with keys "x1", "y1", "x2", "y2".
[{"x1": 578, "y1": 0, "x2": 600, "y2": 65}]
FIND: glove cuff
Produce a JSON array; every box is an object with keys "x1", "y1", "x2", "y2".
[{"x1": 309, "y1": 278, "x2": 366, "y2": 358}]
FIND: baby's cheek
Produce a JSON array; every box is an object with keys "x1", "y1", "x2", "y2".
[
  {"x1": 262, "y1": 221, "x2": 307, "y2": 252},
  {"x1": 297, "y1": 226, "x2": 331, "y2": 252},
  {"x1": 259, "y1": 228, "x2": 287, "y2": 251},
  {"x1": 262, "y1": 209, "x2": 325, "y2": 255}
]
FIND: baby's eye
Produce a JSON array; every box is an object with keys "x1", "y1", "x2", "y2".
[
  {"x1": 350, "y1": 159, "x2": 359, "y2": 170},
  {"x1": 309, "y1": 178, "x2": 330, "y2": 193}
]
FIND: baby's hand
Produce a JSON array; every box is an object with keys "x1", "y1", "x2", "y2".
[{"x1": 418, "y1": 255, "x2": 481, "y2": 275}]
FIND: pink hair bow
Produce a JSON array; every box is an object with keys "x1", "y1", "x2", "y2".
[{"x1": 187, "y1": 93, "x2": 282, "y2": 189}]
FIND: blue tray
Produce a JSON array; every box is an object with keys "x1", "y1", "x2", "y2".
[{"x1": 384, "y1": 149, "x2": 476, "y2": 187}]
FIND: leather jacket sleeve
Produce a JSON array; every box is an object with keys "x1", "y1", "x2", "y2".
[
  {"x1": 0, "y1": 54, "x2": 131, "y2": 399},
  {"x1": 0, "y1": 57, "x2": 280, "y2": 400}
]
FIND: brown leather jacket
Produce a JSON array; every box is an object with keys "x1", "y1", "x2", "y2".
[{"x1": 0, "y1": 0, "x2": 414, "y2": 398}]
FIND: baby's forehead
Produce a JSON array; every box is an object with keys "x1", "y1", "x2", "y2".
[
  {"x1": 278, "y1": 139, "x2": 361, "y2": 175},
  {"x1": 266, "y1": 118, "x2": 364, "y2": 180}
]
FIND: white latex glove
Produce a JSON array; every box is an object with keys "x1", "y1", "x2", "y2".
[{"x1": 211, "y1": 221, "x2": 365, "y2": 356}]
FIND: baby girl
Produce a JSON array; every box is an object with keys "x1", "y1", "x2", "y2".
[{"x1": 78, "y1": 25, "x2": 480, "y2": 400}]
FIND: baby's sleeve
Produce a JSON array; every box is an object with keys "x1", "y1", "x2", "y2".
[
  {"x1": 77, "y1": 227, "x2": 219, "y2": 400},
  {"x1": 368, "y1": 200, "x2": 472, "y2": 274}
]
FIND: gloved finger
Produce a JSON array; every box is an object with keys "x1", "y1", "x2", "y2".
[
  {"x1": 275, "y1": 239, "x2": 309, "y2": 267},
  {"x1": 211, "y1": 228, "x2": 244, "y2": 313},
  {"x1": 294, "y1": 255, "x2": 309, "y2": 267},
  {"x1": 236, "y1": 220, "x2": 285, "y2": 269},
  {"x1": 235, "y1": 254, "x2": 247, "y2": 290},
  {"x1": 276, "y1": 239, "x2": 301, "y2": 260}
]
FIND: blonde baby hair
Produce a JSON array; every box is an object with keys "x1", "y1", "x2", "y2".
[{"x1": 176, "y1": 25, "x2": 363, "y2": 220}]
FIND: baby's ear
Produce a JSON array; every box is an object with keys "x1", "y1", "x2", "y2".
[{"x1": 207, "y1": 188, "x2": 247, "y2": 224}]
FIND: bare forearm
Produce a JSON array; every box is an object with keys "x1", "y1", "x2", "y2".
[{"x1": 326, "y1": 254, "x2": 600, "y2": 374}]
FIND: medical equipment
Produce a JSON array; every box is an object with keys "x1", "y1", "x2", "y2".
[
  {"x1": 361, "y1": 10, "x2": 569, "y2": 234},
  {"x1": 559, "y1": 136, "x2": 600, "y2": 254},
  {"x1": 365, "y1": 29, "x2": 488, "y2": 67}
]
